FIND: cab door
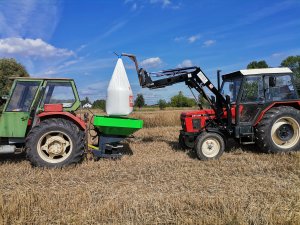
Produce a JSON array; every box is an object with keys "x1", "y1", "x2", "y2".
[
  {"x1": 239, "y1": 76, "x2": 265, "y2": 124},
  {"x1": 0, "y1": 80, "x2": 41, "y2": 137}
]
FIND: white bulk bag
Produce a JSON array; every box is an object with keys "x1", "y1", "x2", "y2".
[{"x1": 106, "y1": 58, "x2": 133, "y2": 116}]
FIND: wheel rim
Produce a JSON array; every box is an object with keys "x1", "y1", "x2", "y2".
[
  {"x1": 201, "y1": 138, "x2": 220, "y2": 158},
  {"x1": 37, "y1": 131, "x2": 73, "y2": 164},
  {"x1": 271, "y1": 117, "x2": 300, "y2": 149}
]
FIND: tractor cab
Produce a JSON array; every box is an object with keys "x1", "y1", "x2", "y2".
[
  {"x1": 220, "y1": 68, "x2": 297, "y2": 140},
  {"x1": 0, "y1": 78, "x2": 81, "y2": 138}
]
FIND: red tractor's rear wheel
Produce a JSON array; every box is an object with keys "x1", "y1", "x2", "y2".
[
  {"x1": 194, "y1": 132, "x2": 225, "y2": 160},
  {"x1": 26, "y1": 118, "x2": 85, "y2": 168},
  {"x1": 256, "y1": 106, "x2": 300, "y2": 153}
]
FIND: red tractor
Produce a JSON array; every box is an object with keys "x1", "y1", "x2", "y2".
[{"x1": 124, "y1": 53, "x2": 300, "y2": 160}]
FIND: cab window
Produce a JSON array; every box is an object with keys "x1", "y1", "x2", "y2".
[
  {"x1": 42, "y1": 82, "x2": 75, "y2": 108},
  {"x1": 221, "y1": 78, "x2": 242, "y2": 103},
  {"x1": 264, "y1": 75, "x2": 297, "y2": 101},
  {"x1": 6, "y1": 81, "x2": 40, "y2": 112},
  {"x1": 241, "y1": 76, "x2": 264, "y2": 103}
]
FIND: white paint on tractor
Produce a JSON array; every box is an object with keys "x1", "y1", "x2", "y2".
[{"x1": 239, "y1": 67, "x2": 292, "y2": 75}]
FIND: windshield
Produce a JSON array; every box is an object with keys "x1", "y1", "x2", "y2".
[{"x1": 221, "y1": 78, "x2": 242, "y2": 103}]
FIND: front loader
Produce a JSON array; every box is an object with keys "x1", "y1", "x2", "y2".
[{"x1": 124, "y1": 53, "x2": 300, "y2": 160}]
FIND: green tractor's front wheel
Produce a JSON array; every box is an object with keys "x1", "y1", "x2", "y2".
[{"x1": 26, "y1": 118, "x2": 85, "y2": 168}]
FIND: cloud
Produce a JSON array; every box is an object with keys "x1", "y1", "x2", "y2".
[
  {"x1": 125, "y1": 0, "x2": 179, "y2": 11},
  {"x1": 188, "y1": 35, "x2": 200, "y2": 43},
  {"x1": 174, "y1": 35, "x2": 201, "y2": 43},
  {"x1": 203, "y1": 39, "x2": 216, "y2": 47},
  {"x1": 77, "y1": 44, "x2": 87, "y2": 52},
  {"x1": 174, "y1": 36, "x2": 185, "y2": 42},
  {"x1": 0, "y1": 0, "x2": 61, "y2": 40},
  {"x1": 131, "y1": 3, "x2": 138, "y2": 11},
  {"x1": 101, "y1": 21, "x2": 127, "y2": 38},
  {"x1": 0, "y1": 38, "x2": 74, "y2": 58},
  {"x1": 79, "y1": 81, "x2": 109, "y2": 98},
  {"x1": 34, "y1": 57, "x2": 114, "y2": 77},
  {"x1": 271, "y1": 53, "x2": 282, "y2": 58},
  {"x1": 140, "y1": 57, "x2": 162, "y2": 68},
  {"x1": 177, "y1": 59, "x2": 193, "y2": 68},
  {"x1": 149, "y1": 0, "x2": 171, "y2": 7}
]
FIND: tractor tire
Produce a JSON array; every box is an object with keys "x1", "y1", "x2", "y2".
[
  {"x1": 179, "y1": 134, "x2": 194, "y2": 149},
  {"x1": 255, "y1": 106, "x2": 300, "y2": 153},
  {"x1": 194, "y1": 132, "x2": 225, "y2": 160},
  {"x1": 26, "y1": 118, "x2": 85, "y2": 168}
]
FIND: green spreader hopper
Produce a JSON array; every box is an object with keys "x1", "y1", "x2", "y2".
[
  {"x1": 93, "y1": 115, "x2": 143, "y2": 136},
  {"x1": 91, "y1": 115, "x2": 143, "y2": 159}
]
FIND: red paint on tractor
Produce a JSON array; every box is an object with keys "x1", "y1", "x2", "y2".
[
  {"x1": 38, "y1": 112, "x2": 86, "y2": 130},
  {"x1": 181, "y1": 106, "x2": 240, "y2": 133},
  {"x1": 44, "y1": 104, "x2": 63, "y2": 112},
  {"x1": 253, "y1": 101, "x2": 300, "y2": 126}
]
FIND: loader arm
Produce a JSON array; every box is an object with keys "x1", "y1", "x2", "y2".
[{"x1": 122, "y1": 53, "x2": 231, "y2": 124}]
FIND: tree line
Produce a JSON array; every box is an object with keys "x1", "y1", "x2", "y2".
[{"x1": 81, "y1": 92, "x2": 199, "y2": 110}]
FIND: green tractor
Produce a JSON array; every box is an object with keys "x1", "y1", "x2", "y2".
[{"x1": 0, "y1": 78, "x2": 86, "y2": 168}]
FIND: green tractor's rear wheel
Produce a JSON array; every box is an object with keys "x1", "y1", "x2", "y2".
[
  {"x1": 26, "y1": 118, "x2": 85, "y2": 168},
  {"x1": 194, "y1": 132, "x2": 225, "y2": 160},
  {"x1": 255, "y1": 106, "x2": 300, "y2": 153}
]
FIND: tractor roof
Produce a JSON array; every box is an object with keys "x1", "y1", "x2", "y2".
[
  {"x1": 223, "y1": 67, "x2": 293, "y2": 79},
  {"x1": 9, "y1": 77, "x2": 73, "y2": 81}
]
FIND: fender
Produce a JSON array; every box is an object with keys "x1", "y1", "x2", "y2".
[
  {"x1": 205, "y1": 128, "x2": 229, "y2": 146},
  {"x1": 253, "y1": 101, "x2": 300, "y2": 126},
  {"x1": 37, "y1": 112, "x2": 86, "y2": 130}
]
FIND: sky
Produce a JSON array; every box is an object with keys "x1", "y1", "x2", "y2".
[{"x1": 0, "y1": 0, "x2": 300, "y2": 104}]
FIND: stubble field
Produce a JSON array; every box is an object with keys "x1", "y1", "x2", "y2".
[{"x1": 0, "y1": 110, "x2": 299, "y2": 224}]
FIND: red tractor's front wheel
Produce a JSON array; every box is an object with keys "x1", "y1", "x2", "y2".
[
  {"x1": 26, "y1": 118, "x2": 85, "y2": 168},
  {"x1": 194, "y1": 132, "x2": 225, "y2": 160}
]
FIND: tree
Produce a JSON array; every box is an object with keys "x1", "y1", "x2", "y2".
[
  {"x1": 92, "y1": 99, "x2": 106, "y2": 110},
  {"x1": 170, "y1": 91, "x2": 197, "y2": 107},
  {"x1": 81, "y1": 96, "x2": 91, "y2": 106},
  {"x1": 281, "y1": 55, "x2": 300, "y2": 94},
  {"x1": 281, "y1": 55, "x2": 300, "y2": 77},
  {"x1": 158, "y1": 99, "x2": 167, "y2": 110},
  {"x1": 247, "y1": 60, "x2": 269, "y2": 69},
  {"x1": 134, "y1": 94, "x2": 145, "y2": 109},
  {"x1": 0, "y1": 58, "x2": 29, "y2": 97},
  {"x1": 198, "y1": 94, "x2": 210, "y2": 109}
]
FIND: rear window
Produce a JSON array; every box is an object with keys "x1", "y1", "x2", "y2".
[{"x1": 265, "y1": 75, "x2": 297, "y2": 101}]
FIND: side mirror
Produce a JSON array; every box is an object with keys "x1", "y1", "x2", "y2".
[
  {"x1": 269, "y1": 77, "x2": 276, "y2": 87},
  {"x1": 0, "y1": 95, "x2": 9, "y2": 101},
  {"x1": 0, "y1": 96, "x2": 8, "y2": 106}
]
